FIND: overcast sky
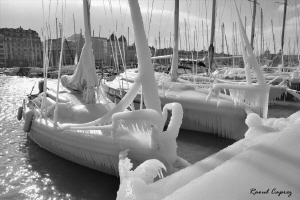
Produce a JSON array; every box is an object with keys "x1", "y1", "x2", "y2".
[{"x1": 1, "y1": 0, "x2": 299, "y2": 55}]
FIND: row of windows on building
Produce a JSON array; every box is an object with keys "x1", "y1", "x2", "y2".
[
  {"x1": 0, "y1": 27, "x2": 212, "y2": 68},
  {"x1": 0, "y1": 27, "x2": 42, "y2": 67}
]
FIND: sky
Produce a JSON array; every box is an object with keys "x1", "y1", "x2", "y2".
[{"x1": 0, "y1": 0, "x2": 300, "y2": 55}]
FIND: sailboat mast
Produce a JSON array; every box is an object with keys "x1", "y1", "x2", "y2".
[
  {"x1": 260, "y1": 8, "x2": 263, "y2": 65},
  {"x1": 225, "y1": 35, "x2": 229, "y2": 55},
  {"x1": 281, "y1": 0, "x2": 288, "y2": 69},
  {"x1": 208, "y1": 0, "x2": 216, "y2": 72},
  {"x1": 210, "y1": 0, "x2": 216, "y2": 47},
  {"x1": 202, "y1": 20, "x2": 204, "y2": 50},
  {"x1": 170, "y1": 0, "x2": 179, "y2": 81},
  {"x1": 271, "y1": 20, "x2": 276, "y2": 54},
  {"x1": 159, "y1": 31, "x2": 161, "y2": 50},
  {"x1": 73, "y1": 14, "x2": 77, "y2": 64},
  {"x1": 56, "y1": 18, "x2": 59, "y2": 67},
  {"x1": 99, "y1": 26, "x2": 101, "y2": 67},
  {"x1": 221, "y1": 23, "x2": 224, "y2": 55},
  {"x1": 245, "y1": 16, "x2": 247, "y2": 34},
  {"x1": 250, "y1": 0, "x2": 257, "y2": 49}
]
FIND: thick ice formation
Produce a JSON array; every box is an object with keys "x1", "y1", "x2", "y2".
[
  {"x1": 55, "y1": 0, "x2": 188, "y2": 176},
  {"x1": 116, "y1": 1, "x2": 300, "y2": 199},
  {"x1": 117, "y1": 108, "x2": 300, "y2": 200},
  {"x1": 61, "y1": 0, "x2": 98, "y2": 103},
  {"x1": 60, "y1": 0, "x2": 162, "y2": 129},
  {"x1": 117, "y1": 150, "x2": 166, "y2": 200},
  {"x1": 207, "y1": 2, "x2": 269, "y2": 119},
  {"x1": 102, "y1": 0, "x2": 271, "y2": 140}
]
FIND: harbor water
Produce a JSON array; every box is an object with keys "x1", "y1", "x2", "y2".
[{"x1": 0, "y1": 76, "x2": 298, "y2": 200}]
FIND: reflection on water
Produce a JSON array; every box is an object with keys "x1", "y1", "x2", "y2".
[
  {"x1": 1, "y1": 76, "x2": 296, "y2": 199},
  {"x1": 0, "y1": 77, "x2": 120, "y2": 200}
]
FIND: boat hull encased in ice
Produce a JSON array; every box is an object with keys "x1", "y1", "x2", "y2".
[
  {"x1": 28, "y1": 119, "x2": 121, "y2": 175},
  {"x1": 23, "y1": 101, "x2": 187, "y2": 176},
  {"x1": 101, "y1": 81, "x2": 251, "y2": 140}
]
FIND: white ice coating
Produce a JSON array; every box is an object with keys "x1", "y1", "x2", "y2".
[
  {"x1": 117, "y1": 150, "x2": 167, "y2": 200},
  {"x1": 54, "y1": 0, "x2": 185, "y2": 176},
  {"x1": 61, "y1": 0, "x2": 98, "y2": 103},
  {"x1": 101, "y1": 1, "x2": 272, "y2": 140},
  {"x1": 128, "y1": 0, "x2": 161, "y2": 114},
  {"x1": 117, "y1": 108, "x2": 300, "y2": 200},
  {"x1": 116, "y1": 1, "x2": 300, "y2": 199},
  {"x1": 207, "y1": 2, "x2": 270, "y2": 119},
  {"x1": 60, "y1": 0, "x2": 161, "y2": 129}
]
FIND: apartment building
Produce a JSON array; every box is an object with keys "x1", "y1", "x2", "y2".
[
  {"x1": 0, "y1": 27, "x2": 42, "y2": 67},
  {"x1": 0, "y1": 34, "x2": 5, "y2": 67},
  {"x1": 91, "y1": 36, "x2": 107, "y2": 68}
]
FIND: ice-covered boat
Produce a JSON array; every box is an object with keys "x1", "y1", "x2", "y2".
[
  {"x1": 102, "y1": 0, "x2": 270, "y2": 140},
  {"x1": 19, "y1": 0, "x2": 189, "y2": 176},
  {"x1": 116, "y1": 3, "x2": 300, "y2": 199},
  {"x1": 117, "y1": 108, "x2": 300, "y2": 200}
]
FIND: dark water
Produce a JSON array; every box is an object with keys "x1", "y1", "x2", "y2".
[{"x1": 0, "y1": 76, "x2": 298, "y2": 200}]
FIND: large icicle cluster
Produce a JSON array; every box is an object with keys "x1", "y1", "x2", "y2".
[
  {"x1": 207, "y1": 1, "x2": 270, "y2": 119},
  {"x1": 116, "y1": 102, "x2": 300, "y2": 200}
]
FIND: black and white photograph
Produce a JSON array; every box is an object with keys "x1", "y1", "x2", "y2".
[{"x1": 0, "y1": 0, "x2": 299, "y2": 199}]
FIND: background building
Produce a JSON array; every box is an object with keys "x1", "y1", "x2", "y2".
[
  {"x1": 0, "y1": 27, "x2": 42, "y2": 68},
  {"x1": 107, "y1": 33, "x2": 127, "y2": 70},
  {"x1": 91, "y1": 36, "x2": 107, "y2": 68},
  {"x1": 0, "y1": 34, "x2": 5, "y2": 67},
  {"x1": 127, "y1": 43, "x2": 155, "y2": 67}
]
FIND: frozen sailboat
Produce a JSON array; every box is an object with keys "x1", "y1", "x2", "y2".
[
  {"x1": 116, "y1": 2, "x2": 300, "y2": 199},
  {"x1": 102, "y1": 0, "x2": 270, "y2": 140},
  {"x1": 19, "y1": 0, "x2": 189, "y2": 176}
]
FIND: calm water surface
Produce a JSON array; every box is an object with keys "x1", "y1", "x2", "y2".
[{"x1": 0, "y1": 76, "x2": 298, "y2": 200}]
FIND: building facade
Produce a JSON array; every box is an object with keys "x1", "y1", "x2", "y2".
[
  {"x1": 0, "y1": 34, "x2": 5, "y2": 67},
  {"x1": 107, "y1": 33, "x2": 127, "y2": 69},
  {"x1": 127, "y1": 43, "x2": 155, "y2": 67},
  {"x1": 0, "y1": 27, "x2": 42, "y2": 68},
  {"x1": 91, "y1": 36, "x2": 107, "y2": 68}
]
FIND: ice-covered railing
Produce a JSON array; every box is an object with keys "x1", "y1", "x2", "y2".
[
  {"x1": 206, "y1": 2, "x2": 270, "y2": 119},
  {"x1": 27, "y1": 98, "x2": 55, "y2": 126},
  {"x1": 206, "y1": 83, "x2": 269, "y2": 118},
  {"x1": 111, "y1": 109, "x2": 162, "y2": 143},
  {"x1": 157, "y1": 81, "x2": 212, "y2": 97}
]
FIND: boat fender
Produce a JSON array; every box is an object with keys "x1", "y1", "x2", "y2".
[
  {"x1": 23, "y1": 110, "x2": 34, "y2": 132},
  {"x1": 22, "y1": 106, "x2": 27, "y2": 120},
  {"x1": 38, "y1": 80, "x2": 44, "y2": 93},
  {"x1": 17, "y1": 106, "x2": 23, "y2": 121}
]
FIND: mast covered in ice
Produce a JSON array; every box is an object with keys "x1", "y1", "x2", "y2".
[
  {"x1": 206, "y1": 1, "x2": 270, "y2": 119},
  {"x1": 130, "y1": 1, "x2": 161, "y2": 114},
  {"x1": 61, "y1": 0, "x2": 98, "y2": 104}
]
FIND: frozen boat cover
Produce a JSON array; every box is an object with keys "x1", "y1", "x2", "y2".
[{"x1": 61, "y1": 0, "x2": 98, "y2": 92}]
